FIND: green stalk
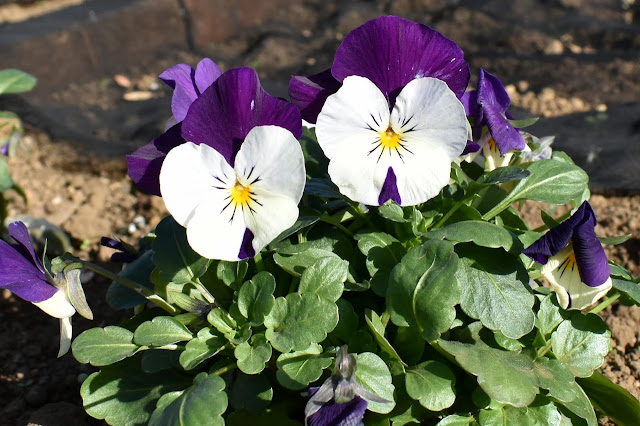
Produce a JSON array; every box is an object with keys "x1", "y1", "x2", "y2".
[
  {"x1": 191, "y1": 277, "x2": 216, "y2": 305},
  {"x1": 589, "y1": 292, "x2": 621, "y2": 315}
]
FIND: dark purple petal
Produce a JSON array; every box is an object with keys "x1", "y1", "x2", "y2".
[
  {"x1": 100, "y1": 237, "x2": 125, "y2": 251},
  {"x1": 0, "y1": 223, "x2": 55, "y2": 303},
  {"x1": 483, "y1": 105, "x2": 526, "y2": 155},
  {"x1": 126, "y1": 123, "x2": 184, "y2": 196},
  {"x1": 477, "y1": 69, "x2": 511, "y2": 115},
  {"x1": 194, "y1": 58, "x2": 222, "y2": 94},
  {"x1": 8, "y1": 221, "x2": 45, "y2": 274},
  {"x1": 572, "y1": 209, "x2": 611, "y2": 287},
  {"x1": 332, "y1": 16, "x2": 469, "y2": 105},
  {"x1": 1, "y1": 141, "x2": 9, "y2": 156},
  {"x1": 160, "y1": 64, "x2": 198, "y2": 122},
  {"x1": 462, "y1": 140, "x2": 481, "y2": 155},
  {"x1": 307, "y1": 394, "x2": 368, "y2": 426},
  {"x1": 378, "y1": 167, "x2": 401, "y2": 205},
  {"x1": 100, "y1": 237, "x2": 136, "y2": 263},
  {"x1": 289, "y1": 69, "x2": 341, "y2": 124},
  {"x1": 461, "y1": 90, "x2": 480, "y2": 119},
  {"x1": 182, "y1": 67, "x2": 302, "y2": 166},
  {"x1": 238, "y1": 228, "x2": 255, "y2": 260},
  {"x1": 523, "y1": 202, "x2": 592, "y2": 264}
]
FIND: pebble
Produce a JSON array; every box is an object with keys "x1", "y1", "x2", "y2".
[
  {"x1": 123, "y1": 91, "x2": 154, "y2": 101},
  {"x1": 113, "y1": 74, "x2": 132, "y2": 88}
]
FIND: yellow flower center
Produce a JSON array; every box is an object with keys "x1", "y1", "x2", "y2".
[
  {"x1": 379, "y1": 126, "x2": 402, "y2": 151},
  {"x1": 559, "y1": 251, "x2": 577, "y2": 275},
  {"x1": 230, "y1": 182, "x2": 252, "y2": 207},
  {"x1": 487, "y1": 137, "x2": 499, "y2": 153}
]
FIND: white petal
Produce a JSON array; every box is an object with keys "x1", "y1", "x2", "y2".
[
  {"x1": 234, "y1": 125, "x2": 306, "y2": 202},
  {"x1": 33, "y1": 289, "x2": 76, "y2": 319},
  {"x1": 186, "y1": 195, "x2": 248, "y2": 261},
  {"x1": 316, "y1": 76, "x2": 389, "y2": 160},
  {"x1": 58, "y1": 316, "x2": 73, "y2": 357},
  {"x1": 244, "y1": 187, "x2": 300, "y2": 253},
  {"x1": 542, "y1": 246, "x2": 613, "y2": 310},
  {"x1": 160, "y1": 142, "x2": 235, "y2": 226},
  {"x1": 384, "y1": 77, "x2": 468, "y2": 205}
]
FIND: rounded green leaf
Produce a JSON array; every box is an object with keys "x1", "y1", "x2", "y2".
[
  {"x1": 577, "y1": 371, "x2": 640, "y2": 426},
  {"x1": 149, "y1": 372, "x2": 227, "y2": 426},
  {"x1": 298, "y1": 257, "x2": 348, "y2": 302},
  {"x1": 265, "y1": 293, "x2": 338, "y2": 353},
  {"x1": 0, "y1": 69, "x2": 37, "y2": 95},
  {"x1": 426, "y1": 221, "x2": 523, "y2": 254},
  {"x1": 436, "y1": 415, "x2": 475, "y2": 425},
  {"x1": 331, "y1": 299, "x2": 359, "y2": 343},
  {"x1": 551, "y1": 313, "x2": 611, "y2": 378},
  {"x1": 273, "y1": 248, "x2": 341, "y2": 276},
  {"x1": 237, "y1": 271, "x2": 276, "y2": 325},
  {"x1": 133, "y1": 316, "x2": 193, "y2": 347},
  {"x1": 456, "y1": 246, "x2": 535, "y2": 339},
  {"x1": 276, "y1": 344, "x2": 332, "y2": 390},
  {"x1": 405, "y1": 361, "x2": 456, "y2": 411},
  {"x1": 179, "y1": 327, "x2": 226, "y2": 370},
  {"x1": 0, "y1": 157, "x2": 14, "y2": 192},
  {"x1": 438, "y1": 338, "x2": 538, "y2": 407},
  {"x1": 355, "y1": 352, "x2": 395, "y2": 413},
  {"x1": 81, "y1": 356, "x2": 189, "y2": 425},
  {"x1": 387, "y1": 240, "x2": 460, "y2": 341},
  {"x1": 72, "y1": 326, "x2": 139, "y2": 366},
  {"x1": 478, "y1": 397, "x2": 564, "y2": 426},
  {"x1": 235, "y1": 333, "x2": 272, "y2": 375},
  {"x1": 355, "y1": 231, "x2": 406, "y2": 296}
]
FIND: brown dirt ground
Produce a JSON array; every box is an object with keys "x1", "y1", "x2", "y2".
[{"x1": 1, "y1": 0, "x2": 640, "y2": 425}]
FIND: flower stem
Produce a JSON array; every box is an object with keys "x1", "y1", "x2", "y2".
[
  {"x1": 589, "y1": 292, "x2": 621, "y2": 315},
  {"x1": 191, "y1": 277, "x2": 216, "y2": 305},
  {"x1": 536, "y1": 340, "x2": 553, "y2": 358},
  {"x1": 212, "y1": 362, "x2": 237, "y2": 376},
  {"x1": 79, "y1": 259, "x2": 177, "y2": 314},
  {"x1": 319, "y1": 213, "x2": 354, "y2": 237},
  {"x1": 253, "y1": 252, "x2": 264, "y2": 272},
  {"x1": 430, "y1": 200, "x2": 464, "y2": 231}
]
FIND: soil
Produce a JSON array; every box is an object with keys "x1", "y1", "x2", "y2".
[{"x1": 1, "y1": 0, "x2": 639, "y2": 425}]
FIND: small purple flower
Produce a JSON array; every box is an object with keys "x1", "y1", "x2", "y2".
[
  {"x1": 305, "y1": 346, "x2": 388, "y2": 426},
  {"x1": 290, "y1": 16, "x2": 470, "y2": 124},
  {"x1": 461, "y1": 69, "x2": 526, "y2": 156},
  {"x1": 100, "y1": 237, "x2": 138, "y2": 263},
  {"x1": 159, "y1": 67, "x2": 306, "y2": 261},
  {"x1": 523, "y1": 202, "x2": 612, "y2": 310},
  {"x1": 160, "y1": 58, "x2": 222, "y2": 123},
  {"x1": 0, "y1": 222, "x2": 83, "y2": 356}
]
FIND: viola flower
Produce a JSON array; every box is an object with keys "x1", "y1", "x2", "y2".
[
  {"x1": 461, "y1": 69, "x2": 526, "y2": 168},
  {"x1": 292, "y1": 17, "x2": 471, "y2": 206},
  {"x1": 160, "y1": 57, "x2": 222, "y2": 123},
  {"x1": 523, "y1": 202, "x2": 612, "y2": 310},
  {"x1": 159, "y1": 67, "x2": 305, "y2": 261},
  {"x1": 0, "y1": 222, "x2": 92, "y2": 356},
  {"x1": 305, "y1": 346, "x2": 387, "y2": 426},
  {"x1": 126, "y1": 58, "x2": 221, "y2": 195}
]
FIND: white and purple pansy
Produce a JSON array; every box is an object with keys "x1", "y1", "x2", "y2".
[
  {"x1": 126, "y1": 58, "x2": 222, "y2": 196},
  {"x1": 523, "y1": 202, "x2": 612, "y2": 310},
  {"x1": 159, "y1": 67, "x2": 305, "y2": 261},
  {"x1": 0, "y1": 222, "x2": 91, "y2": 356},
  {"x1": 290, "y1": 16, "x2": 471, "y2": 206},
  {"x1": 461, "y1": 69, "x2": 526, "y2": 168}
]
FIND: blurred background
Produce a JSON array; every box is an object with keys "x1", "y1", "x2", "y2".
[{"x1": 0, "y1": 0, "x2": 639, "y2": 424}]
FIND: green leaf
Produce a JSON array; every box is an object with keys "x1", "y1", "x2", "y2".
[
  {"x1": 355, "y1": 231, "x2": 406, "y2": 296},
  {"x1": 508, "y1": 116, "x2": 539, "y2": 127},
  {"x1": 273, "y1": 248, "x2": 342, "y2": 277},
  {"x1": 551, "y1": 313, "x2": 611, "y2": 377},
  {"x1": 355, "y1": 352, "x2": 395, "y2": 413},
  {"x1": 0, "y1": 69, "x2": 37, "y2": 95},
  {"x1": 179, "y1": 327, "x2": 226, "y2": 370},
  {"x1": 298, "y1": 256, "x2": 348, "y2": 302},
  {"x1": 456, "y1": 246, "x2": 535, "y2": 339},
  {"x1": 536, "y1": 294, "x2": 566, "y2": 337},
  {"x1": 276, "y1": 343, "x2": 332, "y2": 390},
  {"x1": 217, "y1": 260, "x2": 248, "y2": 290},
  {"x1": 153, "y1": 217, "x2": 210, "y2": 284},
  {"x1": 613, "y1": 278, "x2": 640, "y2": 306},
  {"x1": 534, "y1": 358, "x2": 596, "y2": 425},
  {"x1": 237, "y1": 271, "x2": 276, "y2": 326},
  {"x1": 387, "y1": 240, "x2": 460, "y2": 341},
  {"x1": 405, "y1": 361, "x2": 456, "y2": 411},
  {"x1": 331, "y1": 299, "x2": 359, "y2": 343},
  {"x1": 365, "y1": 310, "x2": 405, "y2": 365},
  {"x1": 426, "y1": 220, "x2": 523, "y2": 254},
  {"x1": 505, "y1": 159, "x2": 589, "y2": 205},
  {"x1": 0, "y1": 157, "x2": 13, "y2": 192},
  {"x1": 229, "y1": 372, "x2": 273, "y2": 412},
  {"x1": 481, "y1": 166, "x2": 531, "y2": 185},
  {"x1": 149, "y1": 372, "x2": 227, "y2": 426},
  {"x1": 234, "y1": 333, "x2": 272, "y2": 375},
  {"x1": 493, "y1": 330, "x2": 524, "y2": 351},
  {"x1": 598, "y1": 234, "x2": 632, "y2": 245},
  {"x1": 577, "y1": 371, "x2": 640, "y2": 426},
  {"x1": 478, "y1": 397, "x2": 565, "y2": 426},
  {"x1": 393, "y1": 327, "x2": 425, "y2": 366},
  {"x1": 265, "y1": 293, "x2": 338, "y2": 352},
  {"x1": 377, "y1": 201, "x2": 406, "y2": 222},
  {"x1": 133, "y1": 316, "x2": 193, "y2": 347},
  {"x1": 438, "y1": 337, "x2": 538, "y2": 407},
  {"x1": 106, "y1": 251, "x2": 154, "y2": 310},
  {"x1": 141, "y1": 350, "x2": 181, "y2": 374},
  {"x1": 72, "y1": 326, "x2": 139, "y2": 366},
  {"x1": 304, "y1": 178, "x2": 343, "y2": 198},
  {"x1": 436, "y1": 414, "x2": 475, "y2": 425}
]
